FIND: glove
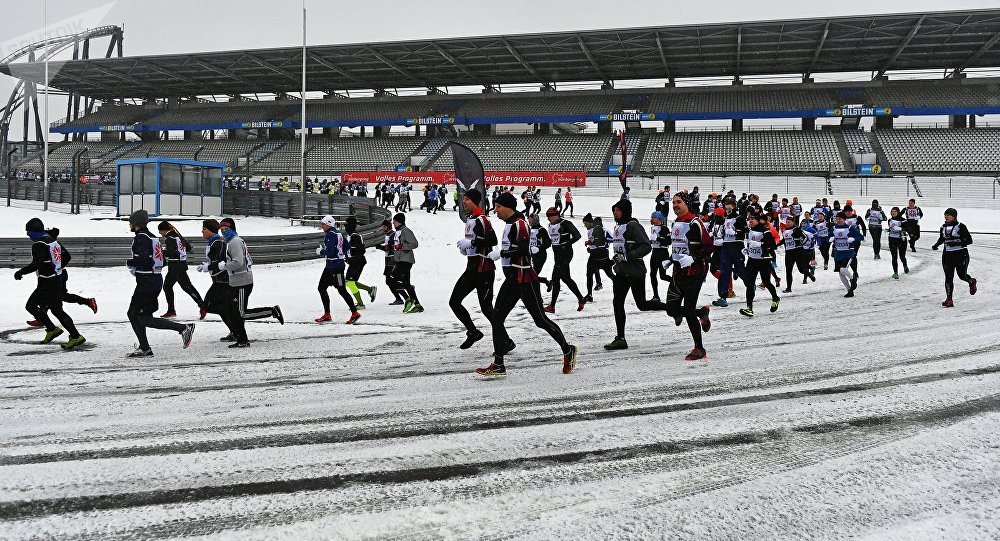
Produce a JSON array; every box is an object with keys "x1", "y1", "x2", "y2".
[
  {"x1": 457, "y1": 239, "x2": 473, "y2": 251},
  {"x1": 395, "y1": 243, "x2": 403, "y2": 251},
  {"x1": 316, "y1": 245, "x2": 324, "y2": 256},
  {"x1": 13, "y1": 271, "x2": 22, "y2": 280},
  {"x1": 678, "y1": 255, "x2": 695, "y2": 268},
  {"x1": 661, "y1": 259, "x2": 671, "y2": 270},
  {"x1": 529, "y1": 246, "x2": 539, "y2": 255},
  {"x1": 613, "y1": 252, "x2": 625, "y2": 264},
  {"x1": 932, "y1": 244, "x2": 939, "y2": 251},
  {"x1": 488, "y1": 248, "x2": 501, "y2": 261},
  {"x1": 196, "y1": 262, "x2": 209, "y2": 273},
  {"x1": 217, "y1": 261, "x2": 226, "y2": 271}
]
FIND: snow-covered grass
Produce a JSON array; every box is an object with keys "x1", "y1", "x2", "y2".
[{"x1": 1, "y1": 194, "x2": 998, "y2": 540}]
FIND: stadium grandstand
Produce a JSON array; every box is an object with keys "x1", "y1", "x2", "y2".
[{"x1": 5, "y1": 8, "x2": 1000, "y2": 207}]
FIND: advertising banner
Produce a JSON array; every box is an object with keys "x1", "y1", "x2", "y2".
[
  {"x1": 343, "y1": 171, "x2": 585, "y2": 187},
  {"x1": 857, "y1": 164, "x2": 886, "y2": 175}
]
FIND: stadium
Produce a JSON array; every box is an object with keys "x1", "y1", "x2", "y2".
[{"x1": 3, "y1": 5, "x2": 1000, "y2": 540}]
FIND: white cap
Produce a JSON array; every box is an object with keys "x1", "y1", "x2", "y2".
[{"x1": 321, "y1": 215, "x2": 336, "y2": 228}]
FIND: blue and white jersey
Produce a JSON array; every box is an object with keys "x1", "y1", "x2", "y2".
[{"x1": 887, "y1": 217, "x2": 908, "y2": 240}]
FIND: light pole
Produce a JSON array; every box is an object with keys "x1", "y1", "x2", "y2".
[{"x1": 299, "y1": 0, "x2": 307, "y2": 217}]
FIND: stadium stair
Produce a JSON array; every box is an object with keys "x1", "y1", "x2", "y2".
[
  {"x1": 631, "y1": 134, "x2": 651, "y2": 173},
  {"x1": 249, "y1": 140, "x2": 286, "y2": 165},
  {"x1": 867, "y1": 133, "x2": 892, "y2": 173},
  {"x1": 833, "y1": 132, "x2": 855, "y2": 169}
]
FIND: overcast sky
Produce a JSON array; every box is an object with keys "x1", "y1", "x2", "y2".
[{"x1": 3, "y1": 0, "x2": 1000, "y2": 139}]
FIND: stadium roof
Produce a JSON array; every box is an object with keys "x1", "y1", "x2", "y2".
[{"x1": 4, "y1": 9, "x2": 1000, "y2": 99}]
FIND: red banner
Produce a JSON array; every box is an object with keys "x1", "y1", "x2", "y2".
[{"x1": 343, "y1": 171, "x2": 586, "y2": 187}]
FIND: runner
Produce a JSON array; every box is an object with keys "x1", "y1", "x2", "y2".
[
  {"x1": 662, "y1": 195, "x2": 713, "y2": 360},
  {"x1": 390, "y1": 213, "x2": 423, "y2": 313},
  {"x1": 545, "y1": 207, "x2": 586, "y2": 313},
  {"x1": 648, "y1": 211, "x2": 671, "y2": 303},
  {"x1": 582, "y1": 213, "x2": 615, "y2": 302},
  {"x1": 886, "y1": 207, "x2": 910, "y2": 279},
  {"x1": 713, "y1": 197, "x2": 747, "y2": 307},
  {"x1": 604, "y1": 199, "x2": 668, "y2": 350},
  {"x1": 450, "y1": 189, "x2": 497, "y2": 349},
  {"x1": 344, "y1": 216, "x2": 376, "y2": 309},
  {"x1": 14, "y1": 218, "x2": 86, "y2": 349},
  {"x1": 865, "y1": 200, "x2": 886, "y2": 259},
  {"x1": 314, "y1": 216, "x2": 361, "y2": 325},
  {"x1": 831, "y1": 212, "x2": 865, "y2": 298},
  {"x1": 931, "y1": 208, "x2": 977, "y2": 307},
  {"x1": 904, "y1": 199, "x2": 924, "y2": 252},
  {"x1": 476, "y1": 191, "x2": 578, "y2": 377},
  {"x1": 124, "y1": 210, "x2": 194, "y2": 357},
  {"x1": 157, "y1": 221, "x2": 204, "y2": 318},
  {"x1": 739, "y1": 211, "x2": 780, "y2": 318}
]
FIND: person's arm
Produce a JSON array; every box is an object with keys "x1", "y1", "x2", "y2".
[
  {"x1": 61, "y1": 245, "x2": 72, "y2": 268},
  {"x1": 126, "y1": 234, "x2": 150, "y2": 270},
  {"x1": 592, "y1": 225, "x2": 607, "y2": 249},
  {"x1": 625, "y1": 221, "x2": 651, "y2": 260},
  {"x1": 931, "y1": 227, "x2": 945, "y2": 250},
  {"x1": 564, "y1": 221, "x2": 582, "y2": 245},
  {"x1": 472, "y1": 218, "x2": 494, "y2": 248},
  {"x1": 961, "y1": 223, "x2": 974, "y2": 246},
  {"x1": 538, "y1": 227, "x2": 552, "y2": 251},
  {"x1": 225, "y1": 239, "x2": 247, "y2": 273},
  {"x1": 16, "y1": 242, "x2": 46, "y2": 276},
  {"x1": 401, "y1": 228, "x2": 418, "y2": 250}
]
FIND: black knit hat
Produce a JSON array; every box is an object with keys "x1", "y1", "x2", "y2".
[
  {"x1": 220, "y1": 217, "x2": 236, "y2": 232},
  {"x1": 129, "y1": 209, "x2": 150, "y2": 227},
  {"x1": 464, "y1": 189, "x2": 482, "y2": 206},
  {"x1": 202, "y1": 219, "x2": 220, "y2": 233},
  {"x1": 380, "y1": 219, "x2": 392, "y2": 228},
  {"x1": 582, "y1": 212, "x2": 594, "y2": 224},
  {"x1": 345, "y1": 215, "x2": 358, "y2": 233},
  {"x1": 393, "y1": 212, "x2": 406, "y2": 224},
  {"x1": 495, "y1": 191, "x2": 517, "y2": 210},
  {"x1": 945, "y1": 207, "x2": 958, "y2": 218},
  {"x1": 25, "y1": 217, "x2": 44, "y2": 232}
]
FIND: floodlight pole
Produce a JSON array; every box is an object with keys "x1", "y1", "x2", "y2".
[
  {"x1": 43, "y1": 0, "x2": 49, "y2": 211},
  {"x1": 299, "y1": 0, "x2": 307, "y2": 217}
]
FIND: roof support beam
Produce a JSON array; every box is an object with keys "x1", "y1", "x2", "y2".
[
  {"x1": 189, "y1": 58, "x2": 258, "y2": 89},
  {"x1": 877, "y1": 15, "x2": 925, "y2": 77},
  {"x1": 951, "y1": 29, "x2": 1000, "y2": 77},
  {"x1": 501, "y1": 37, "x2": 544, "y2": 83},
  {"x1": 577, "y1": 36, "x2": 609, "y2": 85},
  {"x1": 244, "y1": 53, "x2": 299, "y2": 83},
  {"x1": 735, "y1": 26, "x2": 742, "y2": 80},
  {"x1": 654, "y1": 32, "x2": 673, "y2": 81},
  {"x1": 364, "y1": 46, "x2": 422, "y2": 84},
  {"x1": 804, "y1": 21, "x2": 829, "y2": 79},
  {"x1": 432, "y1": 42, "x2": 485, "y2": 85},
  {"x1": 306, "y1": 52, "x2": 371, "y2": 89},
  {"x1": 84, "y1": 64, "x2": 161, "y2": 94}
]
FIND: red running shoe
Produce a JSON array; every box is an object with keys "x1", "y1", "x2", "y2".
[
  {"x1": 698, "y1": 305, "x2": 711, "y2": 332},
  {"x1": 346, "y1": 311, "x2": 362, "y2": 325},
  {"x1": 315, "y1": 313, "x2": 332, "y2": 323},
  {"x1": 159, "y1": 310, "x2": 176, "y2": 319},
  {"x1": 26, "y1": 320, "x2": 43, "y2": 327},
  {"x1": 86, "y1": 298, "x2": 98, "y2": 314},
  {"x1": 199, "y1": 307, "x2": 207, "y2": 320},
  {"x1": 577, "y1": 300, "x2": 586, "y2": 312},
  {"x1": 969, "y1": 278, "x2": 978, "y2": 295},
  {"x1": 544, "y1": 305, "x2": 555, "y2": 314},
  {"x1": 942, "y1": 298, "x2": 954, "y2": 308},
  {"x1": 684, "y1": 348, "x2": 707, "y2": 361}
]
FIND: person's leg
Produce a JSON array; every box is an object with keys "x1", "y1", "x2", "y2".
[
  {"x1": 476, "y1": 271, "x2": 495, "y2": 323},
  {"x1": 175, "y1": 267, "x2": 204, "y2": 307},
  {"x1": 820, "y1": 238, "x2": 830, "y2": 267},
  {"x1": 550, "y1": 264, "x2": 564, "y2": 305},
  {"x1": 333, "y1": 272, "x2": 357, "y2": 312},
  {"x1": 226, "y1": 287, "x2": 249, "y2": 342},
  {"x1": 955, "y1": 252, "x2": 973, "y2": 284},
  {"x1": 127, "y1": 291, "x2": 151, "y2": 350},
  {"x1": 522, "y1": 282, "x2": 570, "y2": 353},
  {"x1": 449, "y1": 270, "x2": 478, "y2": 333},
  {"x1": 836, "y1": 260, "x2": 853, "y2": 291},
  {"x1": 318, "y1": 270, "x2": 333, "y2": 313},
  {"x1": 163, "y1": 268, "x2": 178, "y2": 312},
  {"x1": 744, "y1": 264, "x2": 760, "y2": 310},
  {"x1": 490, "y1": 279, "x2": 519, "y2": 361},
  {"x1": 612, "y1": 275, "x2": 629, "y2": 338},
  {"x1": 239, "y1": 284, "x2": 276, "y2": 320},
  {"x1": 62, "y1": 292, "x2": 89, "y2": 305},
  {"x1": 784, "y1": 251, "x2": 795, "y2": 291},
  {"x1": 681, "y1": 281, "x2": 705, "y2": 350},
  {"x1": 27, "y1": 287, "x2": 55, "y2": 329},
  {"x1": 889, "y1": 239, "x2": 900, "y2": 275},
  {"x1": 390, "y1": 264, "x2": 410, "y2": 301},
  {"x1": 718, "y1": 249, "x2": 733, "y2": 299},
  {"x1": 586, "y1": 257, "x2": 597, "y2": 297},
  {"x1": 872, "y1": 227, "x2": 882, "y2": 257}
]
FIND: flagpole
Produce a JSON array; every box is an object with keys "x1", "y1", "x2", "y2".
[
  {"x1": 299, "y1": 0, "x2": 306, "y2": 215},
  {"x1": 43, "y1": 0, "x2": 49, "y2": 211}
]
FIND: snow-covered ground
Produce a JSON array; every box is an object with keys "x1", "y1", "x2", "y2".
[{"x1": 2, "y1": 194, "x2": 999, "y2": 540}]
